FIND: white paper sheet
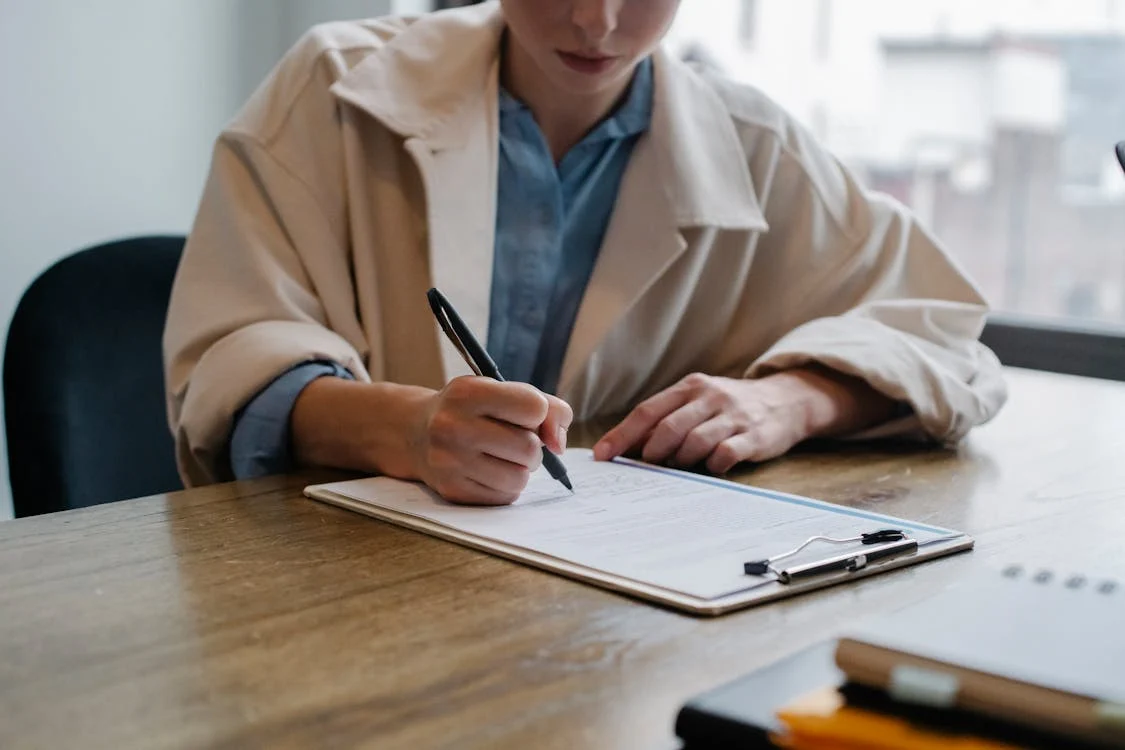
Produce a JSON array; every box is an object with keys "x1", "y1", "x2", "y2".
[{"x1": 309, "y1": 449, "x2": 959, "y2": 601}]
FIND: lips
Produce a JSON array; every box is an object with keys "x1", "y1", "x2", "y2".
[{"x1": 557, "y1": 50, "x2": 618, "y2": 75}]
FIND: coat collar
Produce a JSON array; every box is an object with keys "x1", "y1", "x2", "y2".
[
  {"x1": 331, "y1": 1, "x2": 769, "y2": 232},
  {"x1": 332, "y1": 2, "x2": 504, "y2": 151},
  {"x1": 333, "y1": 2, "x2": 770, "y2": 395}
]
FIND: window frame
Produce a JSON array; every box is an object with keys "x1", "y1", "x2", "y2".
[
  {"x1": 432, "y1": 0, "x2": 483, "y2": 9},
  {"x1": 982, "y1": 313, "x2": 1125, "y2": 382}
]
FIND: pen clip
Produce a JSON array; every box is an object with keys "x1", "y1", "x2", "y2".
[
  {"x1": 427, "y1": 288, "x2": 498, "y2": 379},
  {"x1": 431, "y1": 302, "x2": 483, "y2": 377}
]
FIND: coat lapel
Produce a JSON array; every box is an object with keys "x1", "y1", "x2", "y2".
[
  {"x1": 332, "y1": 4, "x2": 504, "y2": 381},
  {"x1": 555, "y1": 133, "x2": 686, "y2": 399},
  {"x1": 557, "y1": 50, "x2": 770, "y2": 396},
  {"x1": 402, "y1": 87, "x2": 499, "y2": 382}
]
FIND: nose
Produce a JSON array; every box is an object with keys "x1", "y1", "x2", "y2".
[{"x1": 571, "y1": 0, "x2": 619, "y2": 45}]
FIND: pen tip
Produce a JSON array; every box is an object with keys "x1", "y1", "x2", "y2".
[{"x1": 561, "y1": 476, "x2": 574, "y2": 492}]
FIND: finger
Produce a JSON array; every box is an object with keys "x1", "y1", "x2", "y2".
[
  {"x1": 705, "y1": 430, "x2": 794, "y2": 475},
  {"x1": 538, "y1": 395, "x2": 574, "y2": 454},
  {"x1": 465, "y1": 452, "x2": 534, "y2": 497},
  {"x1": 704, "y1": 434, "x2": 755, "y2": 475},
  {"x1": 593, "y1": 387, "x2": 691, "y2": 461},
  {"x1": 428, "y1": 403, "x2": 543, "y2": 470},
  {"x1": 447, "y1": 378, "x2": 550, "y2": 429},
  {"x1": 673, "y1": 416, "x2": 739, "y2": 468},
  {"x1": 641, "y1": 399, "x2": 720, "y2": 464},
  {"x1": 487, "y1": 382, "x2": 550, "y2": 429},
  {"x1": 475, "y1": 419, "x2": 545, "y2": 470}
]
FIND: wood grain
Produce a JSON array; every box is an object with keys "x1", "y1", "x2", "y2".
[{"x1": 3, "y1": 368, "x2": 1125, "y2": 750}]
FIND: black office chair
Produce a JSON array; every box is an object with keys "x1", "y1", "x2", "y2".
[{"x1": 4, "y1": 236, "x2": 185, "y2": 517}]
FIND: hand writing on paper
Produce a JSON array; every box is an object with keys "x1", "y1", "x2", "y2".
[
  {"x1": 592, "y1": 369, "x2": 897, "y2": 474},
  {"x1": 410, "y1": 377, "x2": 572, "y2": 506}
]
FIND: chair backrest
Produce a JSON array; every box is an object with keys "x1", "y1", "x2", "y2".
[{"x1": 4, "y1": 236, "x2": 185, "y2": 517}]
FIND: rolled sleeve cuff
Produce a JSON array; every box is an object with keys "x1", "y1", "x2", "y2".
[{"x1": 229, "y1": 361, "x2": 355, "y2": 480}]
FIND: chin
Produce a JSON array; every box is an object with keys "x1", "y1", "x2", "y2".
[{"x1": 548, "y1": 61, "x2": 632, "y2": 97}]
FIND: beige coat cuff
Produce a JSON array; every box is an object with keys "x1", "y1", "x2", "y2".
[
  {"x1": 746, "y1": 314, "x2": 1007, "y2": 445},
  {"x1": 173, "y1": 321, "x2": 370, "y2": 486}
]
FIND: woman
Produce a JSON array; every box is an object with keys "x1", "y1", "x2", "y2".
[{"x1": 164, "y1": 0, "x2": 1006, "y2": 505}]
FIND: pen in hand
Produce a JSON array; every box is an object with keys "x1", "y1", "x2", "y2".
[{"x1": 426, "y1": 288, "x2": 574, "y2": 493}]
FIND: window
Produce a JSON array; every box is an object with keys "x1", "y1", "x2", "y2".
[{"x1": 666, "y1": 0, "x2": 1125, "y2": 327}]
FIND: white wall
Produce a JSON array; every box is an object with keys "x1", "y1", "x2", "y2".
[{"x1": 0, "y1": 0, "x2": 404, "y2": 521}]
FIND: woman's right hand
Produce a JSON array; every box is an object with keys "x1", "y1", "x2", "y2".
[
  {"x1": 408, "y1": 377, "x2": 573, "y2": 506},
  {"x1": 292, "y1": 376, "x2": 571, "y2": 505}
]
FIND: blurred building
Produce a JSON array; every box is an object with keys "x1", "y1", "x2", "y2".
[
  {"x1": 665, "y1": 0, "x2": 1125, "y2": 322},
  {"x1": 870, "y1": 35, "x2": 1125, "y2": 319}
]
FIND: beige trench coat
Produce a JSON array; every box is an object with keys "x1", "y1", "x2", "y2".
[{"x1": 164, "y1": 2, "x2": 1007, "y2": 487}]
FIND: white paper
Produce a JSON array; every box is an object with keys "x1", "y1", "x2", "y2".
[{"x1": 315, "y1": 449, "x2": 959, "y2": 601}]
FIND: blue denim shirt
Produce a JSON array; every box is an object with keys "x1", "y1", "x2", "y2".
[{"x1": 229, "y1": 59, "x2": 654, "y2": 479}]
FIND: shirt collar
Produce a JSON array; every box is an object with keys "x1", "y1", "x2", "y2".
[{"x1": 498, "y1": 57, "x2": 654, "y2": 144}]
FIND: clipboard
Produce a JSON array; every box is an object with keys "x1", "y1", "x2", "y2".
[{"x1": 305, "y1": 450, "x2": 973, "y2": 616}]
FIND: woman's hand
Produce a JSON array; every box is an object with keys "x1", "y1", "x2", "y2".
[
  {"x1": 592, "y1": 369, "x2": 897, "y2": 474},
  {"x1": 292, "y1": 376, "x2": 571, "y2": 506},
  {"x1": 408, "y1": 377, "x2": 572, "y2": 506}
]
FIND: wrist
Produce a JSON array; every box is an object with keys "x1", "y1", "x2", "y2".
[
  {"x1": 768, "y1": 366, "x2": 898, "y2": 439},
  {"x1": 291, "y1": 378, "x2": 436, "y2": 478}
]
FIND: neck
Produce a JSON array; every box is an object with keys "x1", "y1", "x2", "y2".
[{"x1": 502, "y1": 36, "x2": 635, "y2": 162}]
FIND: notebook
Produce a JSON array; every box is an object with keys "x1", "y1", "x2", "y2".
[
  {"x1": 676, "y1": 641, "x2": 1107, "y2": 749},
  {"x1": 836, "y1": 565, "x2": 1125, "y2": 747},
  {"x1": 305, "y1": 449, "x2": 973, "y2": 616}
]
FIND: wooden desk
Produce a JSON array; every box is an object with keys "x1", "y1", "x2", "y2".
[{"x1": 3, "y1": 368, "x2": 1125, "y2": 750}]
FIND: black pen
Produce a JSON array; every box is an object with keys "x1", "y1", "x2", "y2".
[{"x1": 426, "y1": 288, "x2": 573, "y2": 492}]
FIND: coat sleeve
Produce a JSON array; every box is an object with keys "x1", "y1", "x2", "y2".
[
  {"x1": 164, "y1": 133, "x2": 372, "y2": 487},
  {"x1": 742, "y1": 132, "x2": 1007, "y2": 445},
  {"x1": 163, "y1": 29, "x2": 384, "y2": 487}
]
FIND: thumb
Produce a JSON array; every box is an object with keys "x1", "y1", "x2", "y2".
[{"x1": 537, "y1": 395, "x2": 573, "y2": 455}]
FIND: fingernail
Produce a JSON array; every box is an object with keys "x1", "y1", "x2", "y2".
[{"x1": 556, "y1": 426, "x2": 568, "y2": 452}]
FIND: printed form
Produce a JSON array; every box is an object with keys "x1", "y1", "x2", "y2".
[{"x1": 312, "y1": 449, "x2": 958, "y2": 601}]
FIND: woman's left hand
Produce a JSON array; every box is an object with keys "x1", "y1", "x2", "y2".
[{"x1": 592, "y1": 369, "x2": 897, "y2": 474}]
